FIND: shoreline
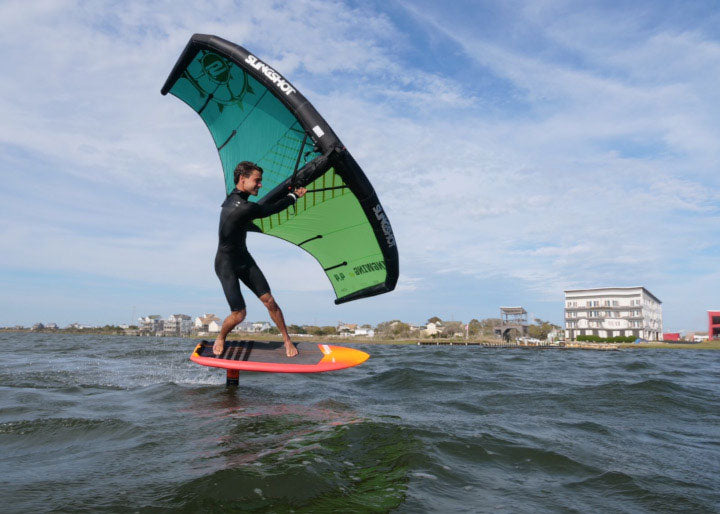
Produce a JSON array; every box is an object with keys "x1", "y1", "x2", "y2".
[{"x1": 4, "y1": 329, "x2": 720, "y2": 349}]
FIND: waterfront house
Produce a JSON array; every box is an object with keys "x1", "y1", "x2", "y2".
[
  {"x1": 337, "y1": 322, "x2": 358, "y2": 336},
  {"x1": 230, "y1": 321, "x2": 271, "y2": 333},
  {"x1": 424, "y1": 322, "x2": 442, "y2": 336},
  {"x1": 564, "y1": 287, "x2": 663, "y2": 341},
  {"x1": 233, "y1": 321, "x2": 253, "y2": 333},
  {"x1": 354, "y1": 327, "x2": 375, "y2": 337},
  {"x1": 164, "y1": 314, "x2": 192, "y2": 336},
  {"x1": 252, "y1": 321, "x2": 271, "y2": 332},
  {"x1": 139, "y1": 315, "x2": 163, "y2": 335},
  {"x1": 194, "y1": 314, "x2": 221, "y2": 332}
]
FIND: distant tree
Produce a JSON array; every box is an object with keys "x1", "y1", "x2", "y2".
[
  {"x1": 267, "y1": 326, "x2": 280, "y2": 335},
  {"x1": 320, "y1": 326, "x2": 337, "y2": 336},
  {"x1": 376, "y1": 320, "x2": 411, "y2": 339},
  {"x1": 306, "y1": 325, "x2": 336, "y2": 336},
  {"x1": 390, "y1": 322, "x2": 411, "y2": 338},
  {"x1": 441, "y1": 321, "x2": 463, "y2": 337},
  {"x1": 478, "y1": 318, "x2": 502, "y2": 336},
  {"x1": 288, "y1": 324, "x2": 306, "y2": 334},
  {"x1": 305, "y1": 325, "x2": 322, "y2": 336},
  {"x1": 528, "y1": 319, "x2": 560, "y2": 340},
  {"x1": 427, "y1": 316, "x2": 442, "y2": 324},
  {"x1": 376, "y1": 320, "x2": 402, "y2": 335},
  {"x1": 467, "y1": 319, "x2": 482, "y2": 337}
]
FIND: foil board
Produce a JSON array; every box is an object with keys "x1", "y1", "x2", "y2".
[{"x1": 191, "y1": 340, "x2": 369, "y2": 373}]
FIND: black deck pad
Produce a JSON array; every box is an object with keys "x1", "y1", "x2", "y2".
[{"x1": 197, "y1": 340, "x2": 323, "y2": 365}]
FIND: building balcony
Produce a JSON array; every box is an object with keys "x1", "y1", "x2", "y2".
[{"x1": 565, "y1": 305, "x2": 631, "y2": 311}]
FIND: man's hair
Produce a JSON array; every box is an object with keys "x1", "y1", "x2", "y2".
[{"x1": 233, "y1": 161, "x2": 263, "y2": 184}]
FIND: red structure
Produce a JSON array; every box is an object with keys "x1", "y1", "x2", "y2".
[
  {"x1": 662, "y1": 333, "x2": 680, "y2": 341},
  {"x1": 709, "y1": 311, "x2": 720, "y2": 340}
]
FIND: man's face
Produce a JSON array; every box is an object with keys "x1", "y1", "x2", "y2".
[{"x1": 239, "y1": 170, "x2": 263, "y2": 196}]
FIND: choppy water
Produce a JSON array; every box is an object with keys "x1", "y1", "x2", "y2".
[{"x1": 1, "y1": 333, "x2": 719, "y2": 513}]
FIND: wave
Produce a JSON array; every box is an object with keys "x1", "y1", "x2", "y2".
[{"x1": 154, "y1": 419, "x2": 415, "y2": 512}]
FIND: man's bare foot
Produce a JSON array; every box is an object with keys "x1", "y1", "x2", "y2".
[
  {"x1": 213, "y1": 337, "x2": 225, "y2": 356},
  {"x1": 284, "y1": 341, "x2": 298, "y2": 357}
]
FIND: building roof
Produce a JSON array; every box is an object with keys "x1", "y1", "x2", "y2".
[
  {"x1": 500, "y1": 307, "x2": 526, "y2": 314},
  {"x1": 564, "y1": 286, "x2": 661, "y2": 304}
]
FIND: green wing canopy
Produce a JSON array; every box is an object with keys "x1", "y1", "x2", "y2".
[{"x1": 162, "y1": 34, "x2": 398, "y2": 304}]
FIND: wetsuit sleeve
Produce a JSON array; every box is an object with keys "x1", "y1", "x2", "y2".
[{"x1": 251, "y1": 194, "x2": 296, "y2": 219}]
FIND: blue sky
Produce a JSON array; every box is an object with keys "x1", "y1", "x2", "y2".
[{"x1": 1, "y1": 0, "x2": 719, "y2": 331}]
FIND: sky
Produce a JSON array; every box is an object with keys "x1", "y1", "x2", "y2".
[{"x1": 1, "y1": 0, "x2": 719, "y2": 331}]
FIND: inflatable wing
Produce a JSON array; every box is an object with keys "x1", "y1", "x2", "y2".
[{"x1": 162, "y1": 34, "x2": 398, "y2": 304}]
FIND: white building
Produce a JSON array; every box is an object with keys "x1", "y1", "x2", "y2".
[
  {"x1": 252, "y1": 321, "x2": 271, "y2": 332},
  {"x1": 564, "y1": 287, "x2": 663, "y2": 341},
  {"x1": 232, "y1": 321, "x2": 271, "y2": 333},
  {"x1": 194, "y1": 314, "x2": 221, "y2": 333},
  {"x1": 139, "y1": 315, "x2": 163, "y2": 334},
  {"x1": 423, "y1": 322, "x2": 442, "y2": 336},
  {"x1": 337, "y1": 322, "x2": 358, "y2": 335},
  {"x1": 354, "y1": 327, "x2": 375, "y2": 337},
  {"x1": 164, "y1": 314, "x2": 193, "y2": 336}
]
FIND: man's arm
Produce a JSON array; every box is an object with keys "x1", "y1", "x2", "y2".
[{"x1": 252, "y1": 188, "x2": 307, "y2": 219}]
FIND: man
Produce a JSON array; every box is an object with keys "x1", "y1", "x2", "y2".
[{"x1": 213, "y1": 161, "x2": 307, "y2": 357}]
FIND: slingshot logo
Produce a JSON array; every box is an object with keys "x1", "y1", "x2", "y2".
[
  {"x1": 372, "y1": 205, "x2": 396, "y2": 247},
  {"x1": 201, "y1": 53, "x2": 231, "y2": 84},
  {"x1": 245, "y1": 55, "x2": 296, "y2": 96},
  {"x1": 185, "y1": 51, "x2": 253, "y2": 108}
]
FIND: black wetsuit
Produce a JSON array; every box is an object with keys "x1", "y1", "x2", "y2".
[{"x1": 215, "y1": 189, "x2": 297, "y2": 311}]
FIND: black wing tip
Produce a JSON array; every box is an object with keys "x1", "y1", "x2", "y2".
[{"x1": 334, "y1": 283, "x2": 397, "y2": 305}]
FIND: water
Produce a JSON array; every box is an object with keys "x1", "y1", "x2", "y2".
[{"x1": 1, "y1": 333, "x2": 719, "y2": 513}]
